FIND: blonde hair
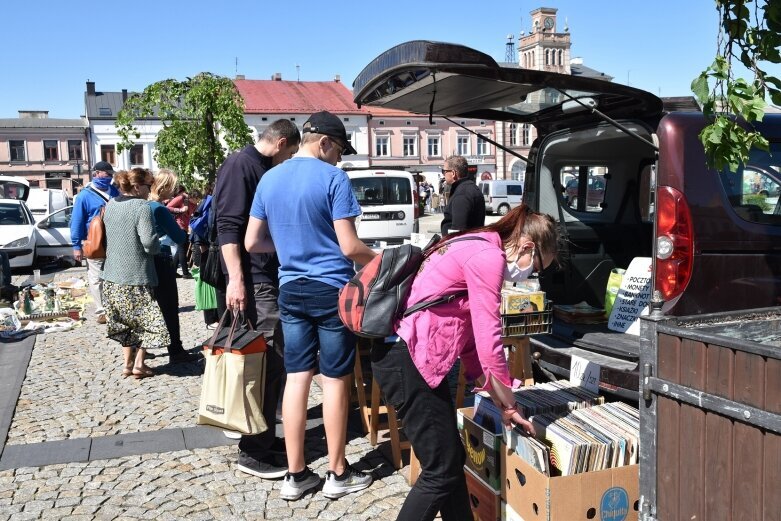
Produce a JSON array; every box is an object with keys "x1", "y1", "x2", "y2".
[{"x1": 150, "y1": 169, "x2": 179, "y2": 202}]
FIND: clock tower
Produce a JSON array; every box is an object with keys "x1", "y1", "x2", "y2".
[{"x1": 519, "y1": 7, "x2": 571, "y2": 74}]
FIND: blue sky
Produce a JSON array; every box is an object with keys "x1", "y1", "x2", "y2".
[{"x1": 2, "y1": 0, "x2": 776, "y2": 118}]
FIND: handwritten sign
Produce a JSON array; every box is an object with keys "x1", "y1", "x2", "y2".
[
  {"x1": 607, "y1": 257, "x2": 652, "y2": 335},
  {"x1": 570, "y1": 354, "x2": 600, "y2": 393}
]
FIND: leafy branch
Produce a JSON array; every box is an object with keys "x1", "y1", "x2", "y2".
[
  {"x1": 692, "y1": 0, "x2": 781, "y2": 172},
  {"x1": 116, "y1": 73, "x2": 253, "y2": 190}
]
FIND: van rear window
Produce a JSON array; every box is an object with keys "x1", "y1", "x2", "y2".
[
  {"x1": 351, "y1": 177, "x2": 412, "y2": 205},
  {"x1": 718, "y1": 144, "x2": 781, "y2": 225},
  {"x1": 560, "y1": 165, "x2": 608, "y2": 213}
]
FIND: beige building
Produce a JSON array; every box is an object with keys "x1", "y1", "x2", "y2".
[{"x1": 0, "y1": 111, "x2": 90, "y2": 196}]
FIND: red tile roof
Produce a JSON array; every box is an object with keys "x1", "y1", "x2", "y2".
[
  {"x1": 363, "y1": 106, "x2": 421, "y2": 117},
  {"x1": 235, "y1": 79, "x2": 367, "y2": 115}
]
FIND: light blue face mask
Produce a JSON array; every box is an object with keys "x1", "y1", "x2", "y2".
[
  {"x1": 92, "y1": 176, "x2": 112, "y2": 191},
  {"x1": 504, "y1": 247, "x2": 535, "y2": 283}
]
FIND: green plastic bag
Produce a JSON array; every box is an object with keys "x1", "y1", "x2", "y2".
[
  {"x1": 192, "y1": 267, "x2": 217, "y2": 311},
  {"x1": 605, "y1": 268, "x2": 626, "y2": 318}
]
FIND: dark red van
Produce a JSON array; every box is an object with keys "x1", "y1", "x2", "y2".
[{"x1": 353, "y1": 41, "x2": 781, "y2": 398}]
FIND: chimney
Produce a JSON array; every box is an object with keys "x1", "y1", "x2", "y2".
[
  {"x1": 86, "y1": 81, "x2": 96, "y2": 96},
  {"x1": 334, "y1": 74, "x2": 341, "y2": 83},
  {"x1": 122, "y1": 89, "x2": 128, "y2": 102},
  {"x1": 235, "y1": 74, "x2": 245, "y2": 80},
  {"x1": 18, "y1": 110, "x2": 48, "y2": 119},
  {"x1": 271, "y1": 72, "x2": 282, "y2": 81}
]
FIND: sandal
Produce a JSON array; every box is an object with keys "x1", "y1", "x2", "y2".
[
  {"x1": 122, "y1": 367, "x2": 133, "y2": 378},
  {"x1": 132, "y1": 366, "x2": 154, "y2": 379}
]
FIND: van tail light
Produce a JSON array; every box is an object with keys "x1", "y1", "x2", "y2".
[{"x1": 655, "y1": 186, "x2": 694, "y2": 301}]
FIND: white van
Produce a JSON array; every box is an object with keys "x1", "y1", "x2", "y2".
[
  {"x1": 26, "y1": 188, "x2": 69, "y2": 223},
  {"x1": 479, "y1": 179, "x2": 524, "y2": 215},
  {"x1": 347, "y1": 169, "x2": 418, "y2": 245}
]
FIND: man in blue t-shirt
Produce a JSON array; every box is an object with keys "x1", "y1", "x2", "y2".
[{"x1": 245, "y1": 112, "x2": 377, "y2": 502}]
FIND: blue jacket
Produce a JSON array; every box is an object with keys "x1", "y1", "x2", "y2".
[
  {"x1": 149, "y1": 201, "x2": 187, "y2": 244},
  {"x1": 70, "y1": 183, "x2": 119, "y2": 250}
]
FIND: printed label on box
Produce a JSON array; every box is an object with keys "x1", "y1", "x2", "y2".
[
  {"x1": 600, "y1": 486, "x2": 629, "y2": 521},
  {"x1": 607, "y1": 257, "x2": 652, "y2": 335}
]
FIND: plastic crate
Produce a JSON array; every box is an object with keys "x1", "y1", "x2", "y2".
[{"x1": 501, "y1": 301, "x2": 553, "y2": 337}]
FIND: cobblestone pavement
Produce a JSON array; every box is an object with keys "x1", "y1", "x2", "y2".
[{"x1": 0, "y1": 267, "x2": 410, "y2": 519}]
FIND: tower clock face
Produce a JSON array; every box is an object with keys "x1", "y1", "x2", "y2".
[{"x1": 544, "y1": 16, "x2": 554, "y2": 30}]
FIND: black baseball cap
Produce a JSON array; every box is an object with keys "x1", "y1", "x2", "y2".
[
  {"x1": 92, "y1": 161, "x2": 115, "y2": 174},
  {"x1": 302, "y1": 111, "x2": 357, "y2": 155}
]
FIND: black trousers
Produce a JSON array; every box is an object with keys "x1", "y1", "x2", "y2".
[
  {"x1": 217, "y1": 279, "x2": 285, "y2": 457},
  {"x1": 192, "y1": 243, "x2": 219, "y2": 324},
  {"x1": 176, "y1": 241, "x2": 189, "y2": 274},
  {"x1": 153, "y1": 254, "x2": 184, "y2": 355},
  {"x1": 371, "y1": 340, "x2": 473, "y2": 521}
]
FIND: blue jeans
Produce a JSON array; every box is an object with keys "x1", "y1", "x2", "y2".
[
  {"x1": 279, "y1": 278, "x2": 355, "y2": 377},
  {"x1": 371, "y1": 339, "x2": 472, "y2": 521}
]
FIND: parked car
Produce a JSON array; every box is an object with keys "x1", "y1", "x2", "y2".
[
  {"x1": 26, "y1": 188, "x2": 69, "y2": 223},
  {"x1": 563, "y1": 175, "x2": 606, "y2": 209},
  {"x1": 353, "y1": 40, "x2": 781, "y2": 398},
  {"x1": 479, "y1": 179, "x2": 524, "y2": 215},
  {"x1": 0, "y1": 203, "x2": 74, "y2": 268},
  {"x1": 347, "y1": 169, "x2": 418, "y2": 245}
]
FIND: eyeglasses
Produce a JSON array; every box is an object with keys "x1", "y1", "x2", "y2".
[
  {"x1": 441, "y1": 169, "x2": 454, "y2": 174},
  {"x1": 329, "y1": 137, "x2": 346, "y2": 156}
]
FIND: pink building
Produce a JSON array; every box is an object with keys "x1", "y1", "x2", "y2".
[{"x1": 0, "y1": 111, "x2": 90, "y2": 196}]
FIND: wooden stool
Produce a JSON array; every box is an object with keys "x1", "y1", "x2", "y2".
[{"x1": 353, "y1": 339, "x2": 420, "y2": 484}]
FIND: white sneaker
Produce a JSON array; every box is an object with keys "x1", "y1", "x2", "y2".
[
  {"x1": 322, "y1": 465, "x2": 373, "y2": 499},
  {"x1": 280, "y1": 468, "x2": 321, "y2": 501},
  {"x1": 223, "y1": 430, "x2": 242, "y2": 440}
]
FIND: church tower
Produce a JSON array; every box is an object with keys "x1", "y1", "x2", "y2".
[{"x1": 518, "y1": 7, "x2": 571, "y2": 74}]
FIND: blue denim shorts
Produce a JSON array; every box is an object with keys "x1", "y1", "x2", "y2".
[{"x1": 278, "y1": 278, "x2": 356, "y2": 378}]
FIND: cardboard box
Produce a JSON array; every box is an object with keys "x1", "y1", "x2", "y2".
[
  {"x1": 502, "y1": 447, "x2": 639, "y2": 521},
  {"x1": 501, "y1": 501, "x2": 524, "y2": 521},
  {"x1": 458, "y1": 408, "x2": 502, "y2": 491},
  {"x1": 465, "y1": 467, "x2": 500, "y2": 521}
]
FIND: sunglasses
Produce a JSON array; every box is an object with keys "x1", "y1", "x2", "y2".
[
  {"x1": 441, "y1": 168, "x2": 454, "y2": 174},
  {"x1": 329, "y1": 137, "x2": 346, "y2": 155}
]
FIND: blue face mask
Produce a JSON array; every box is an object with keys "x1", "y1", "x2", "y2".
[{"x1": 92, "y1": 176, "x2": 112, "y2": 191}]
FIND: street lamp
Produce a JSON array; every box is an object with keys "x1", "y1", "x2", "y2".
[{"x1": 72, "y1": 159, "x2": 84, "y2": 193}]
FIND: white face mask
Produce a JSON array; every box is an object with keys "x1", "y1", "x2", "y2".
[{"x1": 504, "y1": 248, "x2": 535, "y2": 283}]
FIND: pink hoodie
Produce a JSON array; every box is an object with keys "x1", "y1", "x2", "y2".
[{"x1": 395, "y1": 231, "x2": 513, "y2": 391}]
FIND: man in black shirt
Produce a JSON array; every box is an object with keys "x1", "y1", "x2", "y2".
[
  {"x1": 213, "y1": 119, "x2": 300, "y2": 479},
  {"x1": 440, "y1": 155, "x2": 486, "y2": 235}
]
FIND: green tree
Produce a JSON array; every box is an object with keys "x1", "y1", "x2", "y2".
[
  {"x1": 116, "y1": 72, "x2": 253, "y2": 190},
  {"x1": 693, "y1": 0, "x2": 781, "y2": 172}
]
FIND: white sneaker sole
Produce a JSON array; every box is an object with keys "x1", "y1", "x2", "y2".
[
  {"x1": 236, "y1": 463, "x2": 287, "y2": 480},
  {"x1": 280, "y1": 479, "x2": 321, "y2": 501},
  {"x1": 223, "y1": 430, "x2": 242, "y2": 439},
  {"x1": 322, "y1": 480, "x2": 372, "y2": 499}
]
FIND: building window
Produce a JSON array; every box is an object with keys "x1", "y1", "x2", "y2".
[
  {"x1": 522, "y1": 124, "x2": 531, "y2": 146},
  {"x1": 477, "y1": 136, "x2": 489, "y2": 156},
  {"x1": 101, "y1": 145, "x2": 116, "y2": 165},
  {"x1": 44, "y1": 140, "x2": 59, "y2": 161},
  {"x1": 457, "y1": 135, "x2": 470, "y2": 156},
  {"x1": 375, "y1": 136, "x2": 389, "y2": 157},
  {"x1": 402, "y1": 135, "x2": 417, "y2": 157},
  {"x1": 346, "y1": 132, "x2": 355, "y2": 153},
  {"x1": 130, "y1": 145, "x2": 144, "y2": 165},
  {"x1": 98, "y1": 107, "x2": 112, "y2": 116},
  {"x1": 9, "y1": 140, "x2": 25, "y2": 162},
  {"x1": 427, "y1": 136, "x2": 440, "y2": 157},
  {"x1": 509, "y1": 124, "x2": 518, "y2": 146},
  {"x1": 68, "y1": 140, "x2": 83, "y2": 160},
  {"x1": 558, "y1": 49, "x2": 563, "y2": 65}
]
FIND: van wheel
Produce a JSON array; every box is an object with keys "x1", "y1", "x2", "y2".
[{"x1": 498, "y1": 204, "x2": 510, "y2": 216}]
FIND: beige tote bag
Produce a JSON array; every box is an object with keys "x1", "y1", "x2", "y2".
[{"x1": 197, "y1": 311, "x2": 269, "y2": 435}]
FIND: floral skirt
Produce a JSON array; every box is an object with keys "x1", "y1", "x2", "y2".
[{"x1": 103, "y1": 281, "x2": 170, "y2": 349}]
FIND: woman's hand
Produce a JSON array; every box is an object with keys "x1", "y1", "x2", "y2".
[{"x1": 501, "y1": 405, "x2": 536, "y2": 436}]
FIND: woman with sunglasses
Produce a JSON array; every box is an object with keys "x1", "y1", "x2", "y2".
[
  {"x1": 102, "y1": 168, "x2": 169, "y2": 379},
  {"x1": 371, "y1": 203, "x2": 558, "y2": 521}
]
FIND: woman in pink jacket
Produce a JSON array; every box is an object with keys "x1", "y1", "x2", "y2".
[{"x1": 372, "y1": 204, "x2": 558, "y2": 521}]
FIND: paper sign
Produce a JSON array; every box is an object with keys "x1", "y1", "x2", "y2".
[
  {"x1": 607, "y1": 257, "x2": 653, "y2": 336},
  {"x1": 570, "y1": 354, "x2": 600, "y2": 393}
]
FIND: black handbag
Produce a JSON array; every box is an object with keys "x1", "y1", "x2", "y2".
[{"x1": 200, "y1": 210, "x2": 226, "y2": 289}]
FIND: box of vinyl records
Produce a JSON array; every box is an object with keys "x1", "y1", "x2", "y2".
[
  {"x1": 501, "y1": 446, "x2": 639, "y2": 521},
  {"x1": 464, "y1": 467, "x2": 501, "y2": 521},
  {"x1": 458, "y1": 407, "x2": 502, "y2": 491}
]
